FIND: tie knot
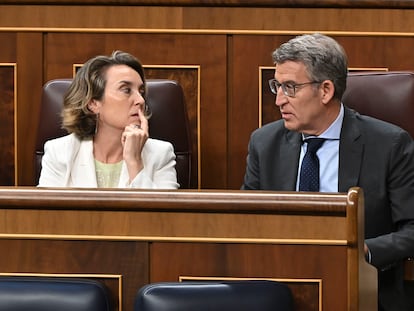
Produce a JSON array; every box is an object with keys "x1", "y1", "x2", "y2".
[{"x1": 305, "y1": 138, "x2": 325, "y2": 153}]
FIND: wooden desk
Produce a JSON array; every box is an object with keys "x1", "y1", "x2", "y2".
[{"x1": 0, "y1": 187, "x2": 377, "y2": 311}]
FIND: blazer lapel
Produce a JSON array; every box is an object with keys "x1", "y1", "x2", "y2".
[
  {"x1": 117, "y1": 162, "x2": 130, "y2": 188},
  {"x1": 338, "y1": 108, "x2": 364, "y2": 192},
  {"x1": 70, "y1": 138, "x2": 98, "y2": 187}
]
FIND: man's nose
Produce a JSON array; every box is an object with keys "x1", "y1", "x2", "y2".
[{"x1": 275, "y1": 87, "x2": 287, "y2": 106}]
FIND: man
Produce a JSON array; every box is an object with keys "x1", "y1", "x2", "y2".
[{"x1": 241, "y1": 33, "x2": 414, "y2": 311}]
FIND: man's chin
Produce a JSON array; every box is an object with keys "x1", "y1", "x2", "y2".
[{"x1": 282, "y1": 120, "x2": 298, "y2": 131}]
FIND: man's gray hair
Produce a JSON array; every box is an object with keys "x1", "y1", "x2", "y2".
[{"x1": 272, "y1": 33, "x2": 348, "y2": 100}]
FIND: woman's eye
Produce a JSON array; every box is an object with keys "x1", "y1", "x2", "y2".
[{"x1": 121, "y1": 87, "x2": 131, "y2": 94}]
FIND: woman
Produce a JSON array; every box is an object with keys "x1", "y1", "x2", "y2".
[{"x1": 38, "y1": 50, "x2": 179, "y2": 189}]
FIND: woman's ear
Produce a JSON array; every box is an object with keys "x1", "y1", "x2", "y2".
[
  {"x1": 320, "y1": 80, "x2": 335, "y2": 104},
  {"x1": 87, "y1": 99, "x2": 100, "y2": 113}
]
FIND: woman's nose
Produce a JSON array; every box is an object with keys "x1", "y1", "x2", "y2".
[{"x1": 134, "y1": 91, "x2": 145, "y2": 105}]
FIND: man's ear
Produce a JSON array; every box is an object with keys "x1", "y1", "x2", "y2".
[{"x1": 320, "y1": 80, "x2": 335, "y2": 104}]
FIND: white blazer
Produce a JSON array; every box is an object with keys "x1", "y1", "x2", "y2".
[{"x1": 38, "y1": 133, "x2": 179, "y2": 189}]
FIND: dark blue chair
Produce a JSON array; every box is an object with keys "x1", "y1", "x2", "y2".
[
  {"x1": 134, "y1": 280, "x2": 294, "y2": 311},
  {"x1": 0, "y1": 277, "x2": 112, "y2": 311}
]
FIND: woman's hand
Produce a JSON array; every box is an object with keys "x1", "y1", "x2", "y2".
[{"x1": 121, "y1": 108, "x2": 149, "y2": 181}]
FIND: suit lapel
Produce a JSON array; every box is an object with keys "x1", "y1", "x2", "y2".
[
  {"x1": 338, "y1": 108, "x2": 364, "y2": 192},
  {"x1": 276, "y1": 131, "x2": 302, "y2": 190}
]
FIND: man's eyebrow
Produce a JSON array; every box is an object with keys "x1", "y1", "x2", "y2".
[{"x1": 275, "y1": 79, "x2": 295, "y2": 84}]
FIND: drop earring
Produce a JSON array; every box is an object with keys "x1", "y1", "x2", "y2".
[
  {"x1": 95, "y1": 113, "x2": 99, "y2": 135},
  {"x1": 144, "y1": 103, "x2": 152, "y2": 119}
]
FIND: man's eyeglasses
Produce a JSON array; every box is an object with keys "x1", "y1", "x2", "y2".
[{"x1": 268, "y1": 79, "x2": 321, "y2": 98}]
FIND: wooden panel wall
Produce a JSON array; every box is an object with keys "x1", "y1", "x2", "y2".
[{"x1": 1, "y1": 2, "x2": 414, "y2": 188}]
